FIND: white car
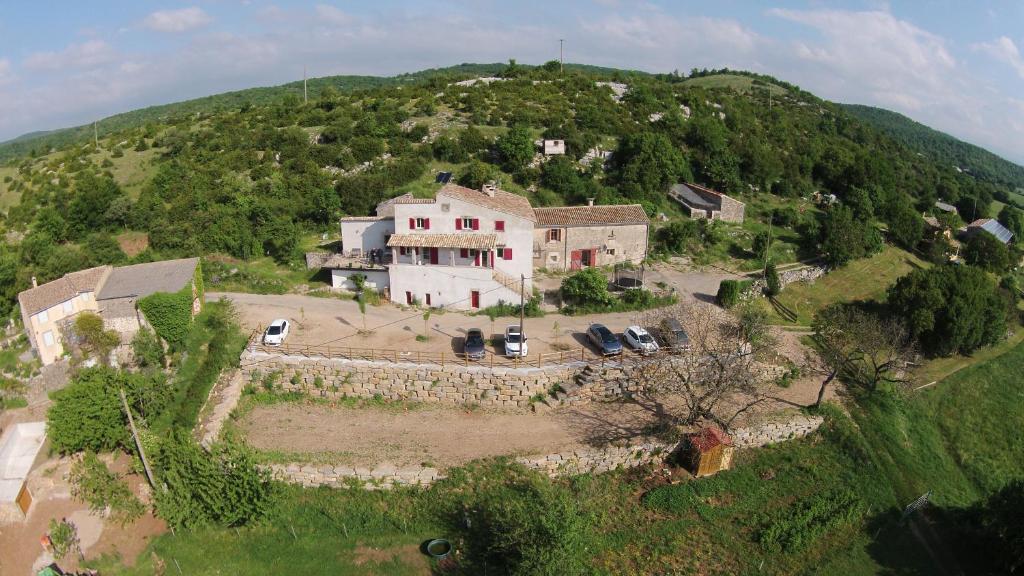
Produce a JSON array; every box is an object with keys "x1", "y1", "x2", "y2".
[
  {"x1": 263, "y1": 319, "x2": 290, "y2": 346},
  {"x1": 504, "y1": 325, "x2": 528, "y2": 358},
  {"x1": 623, "y1": 325, "x2": 659, "y2": 354}
]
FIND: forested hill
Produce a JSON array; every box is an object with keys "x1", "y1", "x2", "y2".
[
  {"x1": 841, "y1": 103, "x2": 1024, "y2": 190},
  {"x1": 0, "y1": 62, "x2": 641, "y2": 162}
]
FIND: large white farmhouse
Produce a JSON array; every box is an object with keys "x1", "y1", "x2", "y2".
[{"x1": 333, "y1": 182, "x2": 649, "y2": 310}]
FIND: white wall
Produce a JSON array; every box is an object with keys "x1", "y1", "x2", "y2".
[
  {"x1": 341, "y1": 219, "x2": 395, "y2": 255},
  {"x1": 29, "y1": 291, "x2": 99, "y2": 365},
  {"x1": 389, "y1": 264, "x2": 520, "y2": 309},
  {"x1": 330, "y1": 269, "x2": 390, "y2": 292}
]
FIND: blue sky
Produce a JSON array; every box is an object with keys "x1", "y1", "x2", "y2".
[{"x1": 1, "y1": 1, "x2": 1022, "y2": 164}]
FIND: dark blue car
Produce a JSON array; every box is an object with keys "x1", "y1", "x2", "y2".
[{"x1": 587, "y1": 324, "x2": 622, "y2": 356}]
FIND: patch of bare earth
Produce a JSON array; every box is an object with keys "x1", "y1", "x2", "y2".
[{"x1": 353, "y1": 543, "x2": 430, "y2": 573}]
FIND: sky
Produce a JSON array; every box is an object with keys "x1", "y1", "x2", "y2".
[{"x1": 0, "y1": 1, "x2": 1023, "y2": 164}]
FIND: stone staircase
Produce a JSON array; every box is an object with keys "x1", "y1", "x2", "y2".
[
  {"x1": 492, "y1": 268, "x2": 528, "y2": 300},
  {"x1": 534, "y1": 365, "x2": 596, "y2": 411}
]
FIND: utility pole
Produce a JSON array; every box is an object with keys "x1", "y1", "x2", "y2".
[
  {"x1": 762, "y1": 216, "x2": 773, "y2": 280},
  {"x1": 93, "y1": 121, "x2": 99, "y2": 149},
  {"x1": 519, "y1": 274, "x2": 526, "y2": 354},
  {"x1": 303, "y1": 66, "x2": 308, "y2": 105},
  {"x1": 119, "y1": 388, "x2": 157, "y2": 490},
  {"x1": 559, "y1": 39, "x2": 564, "y2": 75}
]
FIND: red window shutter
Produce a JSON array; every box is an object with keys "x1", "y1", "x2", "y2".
[
  {"x1": 408, "y1": 217, "x2": 415, "y2": 230},
  {"x1": 472, "y1": 219, "x2": 480, "y2": 230},
  {"x1": 504, "y1": 247, "x2": 512, "y2": 260},
  {"x1": 455, "y1": 218, "x2": 462, "y2": 230},
  {"x1": 474, "y1": 251, "x2": 480, "y2": 266},
  {"x1": 424, "y1": 218, "x2": 430, "y2": 230},
  {"x1": 495, "y1": 220, "x2": 505, "y2": 231},
  {"x1": 460, "y1": 248, "x2": 468, "y2": 258}
]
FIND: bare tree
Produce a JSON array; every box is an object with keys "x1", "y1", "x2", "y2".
[
  {"x1": 633, "y1": 302, "x2": 778, "y2": 430},
  {"x1": 807, "y1": 304, "x2": 915, "y2": 404}
]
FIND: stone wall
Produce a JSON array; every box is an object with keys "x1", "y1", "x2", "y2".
[
  {"x1": 266, "y1": 415, "x2": 824, "y2": 489},
  {"x1": 745, "y1": 265, "x2": 828, "y2": 298},
  {"x1": 242, "y1": 349, "x2": 580, "y2": 408}
]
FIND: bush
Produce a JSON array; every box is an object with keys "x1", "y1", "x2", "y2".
[
  {"x1": 560, "y1": 268, "x2": 612, "y2": 308},
  {"x1": 153, "y1": 430, "x2": 275, "y2": 530},
  {"x1": 72, "y1": 312, "x2": 120, "y2": 363},
  {"x1": 69, "y1": 452, "x2": 146, "y2": 526},
  {"x1": 139, "y1": 288, "x2": 194, "y2": 349},
  {"x1": 759, "y1": 490, "x2": 866, "y2": 553},
  {"x1": 131, "y1": 327, "x2": 165, "y2": 369},
  {"x1": 477, "y1": 297, "x2": 545, "y2": 318},
  {"x1": 765, "y1": 262, "x2": 781, "y2": 296},
  {"x1": 435, "y1": 461, "x2": 593, "y2": 575},
  {"x1": 717, "y1": 279, "x2": 752, "y2": 308}
]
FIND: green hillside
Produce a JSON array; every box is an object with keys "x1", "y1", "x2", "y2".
[{"x1": 841, "y1": 103, "x2": 1024, "y2": 190}]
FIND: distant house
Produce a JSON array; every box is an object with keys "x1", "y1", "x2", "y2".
[
  {"x1": 17, "y1": 266, "x2": 111, "y2": 366},
  {"x1": 542, "y1": 139, "x2": 566, "y2": 156},
  {"x1": 669, "y1": 183, "x2": 745, "y2": 223},
  {"x1": 17, "y1": 258, "x2": 201, "y2": 365},
  {"x1": 965, "y1": 218, "x2": 1014, "y2": 245},
  {"x1": 935, "y1": 200, "x2": 958, "y2": 214},
  {"x1": 533, "y1": 202, "x2": 649, "y2": 271}
]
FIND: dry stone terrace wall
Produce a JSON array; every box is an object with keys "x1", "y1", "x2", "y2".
[
  {"x1": 242, "y1": 349, "x2": 581, "y2": 408},
  {"x1": 266, "y1": 417, "x2": 825, "y2": 489}
]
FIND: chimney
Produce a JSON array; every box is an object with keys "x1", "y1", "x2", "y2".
[
  {"x1": 31, "y1": 276, "x2": 37, "y2": 288},
  {"x1": 587, "y1": 198, "x2": 595, "y2": 207},
  {"x1": 482, "y1": 181, "x2": 497, "y2": 197}
]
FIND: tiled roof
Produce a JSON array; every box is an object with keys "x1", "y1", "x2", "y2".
[
  {"x1": 97, "y1": 258, "x2": 199, "y2": 300},
  {"x1": 935, "y1": 201, "x2": 958, "y2": 213},
  {"x1": 534, "y1": 204, "x2": 648, "y2": 227},
  {"x1": 438, "y1": 183, "x2": 536, "y2": 221},
  {"x1": 922, "y1": 216, "x2": 941, "y2": 229},
  {"x1": 967, "y1": 218, "x2": 1014, "y2": 244},
  {"x1": 690, "y1": 426, "x2": 732, "y2": 452},
  {"x1": 18, "y1": 266, "x2": 111, "y2": 316},
  {"x1": 375, "y1": 193, "x2": 434, "y2": 217},
  {"x1": 341, "y1": 216, "x2": 388, "y2": 222},
  {"x1": 387, "y1": 233, "x2": 497, "y2": 250}
]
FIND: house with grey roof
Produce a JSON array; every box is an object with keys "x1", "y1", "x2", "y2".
[
  {"x1": 965, "y1": 218, "x2": 1014, "y2": 245},
  {"x1": 668, "y1": 183, "x2": 745, "y2": 223},
  {"x1": 935, "y1": 200, "x2": 958, "y2": 214},
  {"x1": 16, "y1": 258, "x2": 201, "y2": 365}
]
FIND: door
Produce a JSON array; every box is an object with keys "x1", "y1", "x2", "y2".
[
  {"x1": 570, "y1": 250, "x2": 582, "y2": 270},
  {"x1": 429, "y1": 247, "x2": 439, "y2": 265},
  {"x1": 471, "y1": 290, "x2": 480, "y2": 309},
  {"x1": 580, "y1": 249, "x2": 593, "y2": 267},
  {"x1": 406, "y1": 291, "x2": 413, "y2": 305}
]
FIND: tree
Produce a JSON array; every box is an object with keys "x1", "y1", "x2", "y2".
[
  {"x1": 808, "y1": 304, "x2": 914, "y2": 404},
  {"x1": 887, "y1": 264, "x2": 1008, "y2": 356},
  {"x1": 494, "y1": 125, "x2": 534, "y2": 172},
  {"x1": 764, "y1": 262, "x2": 781, "y2": 296},
  {"x1": 458, "y1": 159, "x2": 496, "y2": 190},
  {"x1": 654, "y1": 220, "x2": 699, "y2": 254},
  {"x1": 716, "y1": 279, "x2": 747, "y2": 308},
  {"x1": 998, "y1": 204, "x2": 1024, "y2": 239},
  {"x1": 752, "y1": 230, "x2": 772, "y2": 263},
  {"x1": 886, "y1": 202, "x2": 925, "y2": 250},
  {"x1": 951, "y1": 479, "x2": 1024, "y2": 574},
  {"x1": 609, "y1": 132, "x2": 690, "y2": 201},
  {"x1": 560, "y1": 268, "x2": 612, "y2": 308},
  {"x1": 630, "y1": 302, "x2": 775, "y2": 429},
  {"x1": 964, "y1": 233, "x2": 1011, "y2": 273},
  {"x1": 71, "y1": 312, "x2": 121, "y2": 364},
  {"x1": 819, "y1": 205, "x2": 883, "y2": 267}
]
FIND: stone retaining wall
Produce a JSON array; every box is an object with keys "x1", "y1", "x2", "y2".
[
  {"x1": 267, "y1": 416, "x2": 825, "y2": 489},
  {"x1": 745, "y1": 265, "x2": 829, "y2": 298},
  {"x1": 242, "y1": 350, "x2": 580, "y2": 408}
]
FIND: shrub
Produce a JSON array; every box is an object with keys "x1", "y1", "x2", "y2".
[
  {"x1": 435, "y1": 461, "x2": 593, "y2": 575},
  {"x1": 717, "y1": 279, "x2": 751, "y2": 308},
  {"x1": 759, "y1": 490, "x2": 866, "y2": 553},
  {"x1": 152, "y1": 431, "x2": 275, "y2": 529},
  {"x1": 69, "y1": 452, "x2": 146, "y2": 526},
  {"x1": 765, "y1": 262, "x2": 781, "y2": 296},
  {"x1": 131, "y1": 327, "x2": 165, "y2": 369},
  {"x1": 138, "y1": 288, "x2": 194, "y2": 349},
  {"x1": 48, "y1": 518, "x2": 80, "y2": 560},
  {"x1": 560, "y1": 268, "x2": 612, "y2": 308},
  {"x1": 71, "y1": 312, "x2": 120, "y2": 363}
]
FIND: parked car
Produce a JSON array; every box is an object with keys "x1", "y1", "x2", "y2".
[
  {"x1": 623, "y1": 325, "x2": 659, "y2": 354},
  {"x1": 656, "y1": 317, "x2": 690, "y2": 351},
  {"x1": 464, "y1": 328, "x2": 486, "y2": 360},
  {"x1": 504, "y1": 325, "x2": 528, "y2": 358},
  {"x1": 263, "y1": 319, "x2": 290, "y2": 346},
  {"x1": 587, "y1": 324, "x2": 622, "y2": 355}
]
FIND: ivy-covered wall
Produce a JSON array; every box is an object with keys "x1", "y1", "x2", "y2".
[{"x1": 139, "y1": 286, "x2": 194, "y2": 347}]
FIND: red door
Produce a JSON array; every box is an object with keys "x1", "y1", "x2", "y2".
[
  {"x1": 406, "y1": 291, "x2": 413, "y2": 305},
  {"x1": 471, "y1": 290, "x2": 480, "y2": 308},
  {"x1": 429, "y1": 247, "x2": 439, "y2": 265},
  {"x1": 570, "y1": 250, "x2": 582, "y2": 270}
]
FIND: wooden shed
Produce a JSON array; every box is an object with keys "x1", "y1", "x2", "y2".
[{"x1": 687, "y1": 426, "x2": 734, "y2": 478}]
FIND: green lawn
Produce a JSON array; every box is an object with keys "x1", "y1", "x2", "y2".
[
  {"x1": 0, "y1": 165, "x2": 21, "y2": 211},
  {"x1": 681, "y1": 74, "x2": 787, "y2": 95},
  {"x1": 89, "y1": 145, "x2": 161, "y2": 199},
  {"x1": 759, "y1": 246, "x2": 928, "y2": 325}
]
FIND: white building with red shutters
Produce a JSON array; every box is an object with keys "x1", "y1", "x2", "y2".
[{"x1": 335, "y1": 182, "x2": 648, "y2": 310}]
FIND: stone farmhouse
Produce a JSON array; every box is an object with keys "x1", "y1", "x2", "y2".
[
  {"x1": 17, "y1": 258, "x2": 201, "y2": 366},
  {"x1": 332, "y1": 183, "x2": 650, "y2": 309},
  {"x1": 669, "y1": 182, "x2": 745, "y2": 223}
]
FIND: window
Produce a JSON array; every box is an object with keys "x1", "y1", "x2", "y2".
[
  {"x1": 36, "y1": 310, "x2": 48, "y2": 324},
  {"x1": 63, "y1": 300, "x2": 74, "y2": 314},
  {"x1": 42, "y1": 331, "x2": 54, "y2": 347},
  {"x1": 409, "y1": 217, "x2": 430, "y2": 230},
  {"x1": 495, "y1": 220, "x2": 505, "y2": 232},
  {"x1": 459, "y1": 248, "x2": 469, "y2": 259},
  {"x1": 399, "y1": 246, "x2": 408, "y2": 256},
  {"x1": 607, "y1": 248, "x2": 616, "y2": 256},
  {"x1": 547, "y1": 229, "x2": 562, "y2": 242},
  {"x1": 457, "y1": 217, "x2": 478, "y2": 230}
]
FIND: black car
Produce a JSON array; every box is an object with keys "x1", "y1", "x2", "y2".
[
  {"x1": 464, "y1": 328, "x2": 486, "y2": 360},
  {"x1": 587, "y1": 324, "x2": 622, "y2": 355},
  {"x1": 657, "y1": 318, "x2": 690, "y2": 351}
]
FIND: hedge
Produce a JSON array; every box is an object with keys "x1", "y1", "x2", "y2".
[
  {"x1": 139, "y1": 287, "x2": 193, "y2": 348},
  {"x1": 717, "y1": 279, "x2": 754, "y2": 308}
]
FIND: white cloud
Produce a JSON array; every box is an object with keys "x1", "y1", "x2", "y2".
[
  {"x1": 143, "y1": 7, "x2": 212, "y2": 33},
  {"x1": 0, "y1": 58, "x2": 11, "y2": 85},
  {"x1": 972, "y1": 36, "x2": 1024, "y2": 79},
  {"x1": 314, "y1": 5, "x2": 353, "y2": 26},
  {"x1": 23, "y1": 40, "x2": 116, "y2": 71}
]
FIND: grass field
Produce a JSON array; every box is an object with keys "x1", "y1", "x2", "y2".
[
  {"x1": 89, "y1": 145, "x2": 161, "y2": 199},
  {"x1": 758, "y1": 245, "x2": 928, "y2": 325},
  {"x1": 0, "y1": 165, "x2": 21, "y2": 211}
]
